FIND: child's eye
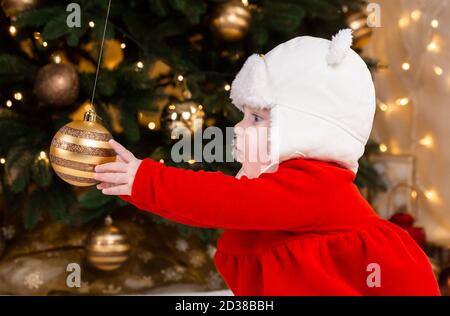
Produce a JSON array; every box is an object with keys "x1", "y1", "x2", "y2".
[{"x1": 252, "y1": 113, "x2": 263, "y2": 122}]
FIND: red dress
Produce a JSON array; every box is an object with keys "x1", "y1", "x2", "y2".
[{"x1": 119, "y1": 158, "x2": 440, "y2": 296}]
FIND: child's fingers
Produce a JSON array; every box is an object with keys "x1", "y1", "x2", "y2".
[
  {"x1": 102, "y1": 184, "x2": 129, "y2": 195},
  {"x1": 95, "y1": 161, "x2": 127, "y2": 173},
  {"x1": 96, "y1": 182, "x2": 115, "y2": 190},
  {"x1": 116, "y1": 155, "x2": 125, "y2": 163},
  {"x1": 94, "y1": 172, "x2": 129, "y2": 184},
  {"x1": 108, "y1": 139, "x2": 134, "y2": 163}
]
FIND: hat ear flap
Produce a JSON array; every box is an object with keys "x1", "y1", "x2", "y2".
[
  {"x1": 230, "y1": 53, "x2": 273, "y2": 111},
  {"x1": 326, "y1": 28, "x2": 353, "y2": 66}
]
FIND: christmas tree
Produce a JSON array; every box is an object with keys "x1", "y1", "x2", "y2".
[{"x1": 0, "y1": 0, "x2": 386, "y2": 294}]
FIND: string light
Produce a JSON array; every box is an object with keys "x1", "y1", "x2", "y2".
[
  {"x1": 89, "y1": 21, "x2": 95, "y2": 28},
  {"x1": 53, "y1": 54, "x2": 62, "y2": 64},
  {"x1": 136, "y1": 61, "x2": 144, "y2": 69},
  {"x1": 378, "y1": 102, "x2": 389, "y2": 112},
  {"x1": 120, "y1": 42, "x2": 126, "y2": 49},
  {"x1": 419, "y1": 135, "x2": 434, "y2": 148},
  {"x1": 9, "y1": 25, "x2": 17, "y2": 36},
  {"x1": 38, "y1": 151, "x2": 48, "y2": 162},
  {"x1": 148, "y1": 122, "x2": 156, "y2": 130},
  {"x1": 0, "y1": 158, "x2": 5, "y2": 164},
  {"x1": 395, "y1": 97, "x2": 410, "y2": 106},
  {"x1": 427, "y1": 39, "x2": 440, "y2": 52},
  {"x1": 401, "y1": 62, "x2": 410, "y2": 71},
  {"x1": 241, "y1": 0, "x2": 249, "y2": 6},
  {"x1": 33, "y1": 32, "x2": 41, "y2": 39},
  {"x1": 14, "y1": 92, "x2": 23, "y2": 101},
  {"x1": 434, "y1": 66, "x2": 443, "y2": 76},
  {"x1": 410, "y1": 10, "x2": 422, "y2": 21},
  {"x1": 398, "y1": 16, "x2": 410, "y2": 28},
  {"x1": 159, "y1": 159, "x2": 164, "y2": 163},
  {"x1": 424, "y1": 189, "x2": 436, "y2": 200},
  {"x1": 42, "y1": 41, "x2": 48, "y2": 47},
  {"x1": 411, "y1": 190, "x2": 418, "y2": 199},
  {"x1": 6, "y1": 100, "x2": 12, "y2": 107},
  {"x1": 224, "y1": 84, "x2": 231, "y2": 91},
  {"x1": 188, "y1": 159, "x2": 195, "y2": 164},
  {"x1": 177, "y1": 75, "x2": 184, "y2": 82},
  {"x1": 379, "y1": 143, "x2": 388, "y2": 152},
  {"x1": 431, "y1": 19, "x2": 439, "y2": 28}
]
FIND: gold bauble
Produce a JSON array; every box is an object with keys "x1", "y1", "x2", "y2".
[
  {"x1": 345, "y1": 11, "x2": 373, "y2": 49},
  {"x1": 160, "y1": 100, "x2": 205, "y2": 140},
  {"x1": 1, "y1": 0, "x2": 37, "y2": 17},
  {"x1": 49, "y1": 110, "x2": 116, "y2": 187},
  {"x1": 210, "y1": 0, "x2": 251, "y2": 42},
  {"x1": 86, "y1": 219, "x2": 130, "y2": 271},
  {"x1": 34, "y1": 63, "x2": 79, "y2": 107}
]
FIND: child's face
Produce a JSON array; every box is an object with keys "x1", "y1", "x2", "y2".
[{"x1": 233, "y1": 105, "x2": 271, "y2": 178}]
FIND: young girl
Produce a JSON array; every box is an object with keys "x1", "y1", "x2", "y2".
[{"x1": 94, "y1": 29, "x2": 440, "y2": 296}]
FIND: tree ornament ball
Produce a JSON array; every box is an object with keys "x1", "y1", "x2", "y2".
[
  {"x1": 49, "y1": 110, "x2": 116, "y2": 187},
  {"x1": 86, "y1": 219, "x2": 130, "y2": 272},
  {"x1": 1, "y1": 0, "x2": 37, "y2": 17},
  {"x1": 34, "y1": 63, "x2": 79, "y2": 107},
  {"x1": 160, "y1": 100, "x2": 205, "y2": 140},
  {"x1": 345, "y1": 10, "x2": 373, "y2": 49},
  {"x1": 210, "y1": 0, "x2": 251, "y2": 42}
]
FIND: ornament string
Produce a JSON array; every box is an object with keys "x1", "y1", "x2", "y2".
[{"x1": 89, "y1": 0, "x2": 112, "y2": 114}]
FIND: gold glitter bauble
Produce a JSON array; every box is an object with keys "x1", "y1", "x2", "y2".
[
  {"x1": 160, "y1": 100, "x2": 205, "y2": 140},
  {"x1": 49, "y1": 110, "x2": 116, "y2": 187},
  {"x1": 34, "y1": 63, "x2": 79, "y2": 107},
  {"x1": 345, "y1": 11, "x2": 373, "y2": 49},
  {"x1": 210, "y1": 0, "x2": 251, "y2": 42},
  {"x1": 1, "y1": 0, "x2": 37, "y2": 17},
  {"x1": 86, "y1": 221, "x2": 130, "y2": 271}
]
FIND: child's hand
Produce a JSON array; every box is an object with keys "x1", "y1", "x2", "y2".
[{"x1": 94, "y1": 139, "x2": 142, "y2": 195}]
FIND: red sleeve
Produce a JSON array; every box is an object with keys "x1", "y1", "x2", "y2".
[{"x1": 122, "y1": 158, "x2": 334, "y2": 230}]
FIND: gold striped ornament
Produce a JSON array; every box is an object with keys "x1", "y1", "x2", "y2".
[
  {"x1": 210, "y1": 0, "x2": 251, "y2": 42},
  {"x1": 86, "y1": 216, "x2": 130, "y2": 271},
  {"x1": 49, "y1": 110, "x2": 116, "y2": 187}
]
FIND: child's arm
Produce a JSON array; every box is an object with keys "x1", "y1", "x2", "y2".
[{"x1": 116, "y1": 157, "x2": 333, "y2": 231}]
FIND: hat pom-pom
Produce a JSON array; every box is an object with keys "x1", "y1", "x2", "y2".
[{"x1": 326, "y1": 28, "x2": 353, "y2": 66}]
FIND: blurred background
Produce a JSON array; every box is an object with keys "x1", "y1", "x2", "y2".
[{"x1": 0, "y1": 0, "x2": 449, "y2": 295}]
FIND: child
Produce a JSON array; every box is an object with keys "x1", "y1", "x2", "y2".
[{"x1": 94, "y1": 29, "x2": 440, "y2": 296}]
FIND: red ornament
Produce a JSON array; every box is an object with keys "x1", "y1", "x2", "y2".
[{"x1": 389, "y1": 212, "x2": 415, "y2": 228}]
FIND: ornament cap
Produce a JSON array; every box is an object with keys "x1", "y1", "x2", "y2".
[{"x1": 83, "y1": 110, "x2": 97, "y2": 123}]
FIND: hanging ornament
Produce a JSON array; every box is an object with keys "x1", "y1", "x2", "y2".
[
  {"x1": 49, "y1": 110, "x2": 116, "y2": 187},
  {"x1": 210, "y1": 0, "x2": 252, "y2": 42},
  {"x1": 1, "y1": 0, "x2": 37, "y2": 17},
  {"x1": 85, "y1": 216, "x2": 130, "y2": 272},
  {"x1": 33, "y1": 63, "x2": 79, "y2": 107},
  {"x1": 344, "y1": 10, "x2": 372, "y2": 49}
]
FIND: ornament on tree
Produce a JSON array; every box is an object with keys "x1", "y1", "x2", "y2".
[
  {"x1": 34, "y1": 63, "x2": 79, "y2": 107},
  {"x1": 344, "y1": 10, "x2": 373, "y2": 49},
  {"x1": 85, "y1": 216, "x2": 130, "y2": 272},
  {"x1": 210, "y1": 0, "x2": 251, "y2": 42},
  {"x1": 49, "y1": 110, "x2": 116, "y2": 187},
  {"x1": 1, "y1": 0, "x2": 37, "y2": 17},
  {"x1": 160, "y1": 100, "x2": 205, "y2": 140}
]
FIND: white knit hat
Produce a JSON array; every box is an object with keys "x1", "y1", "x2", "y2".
[{"x1": 230, "y1": 29, "x2": 376, "y2": 175}]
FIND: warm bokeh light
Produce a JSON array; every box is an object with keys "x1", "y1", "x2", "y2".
[
  {"x1": 419, "y1": 135, "x2": 434, "y2": 148},
  {"x1": 396, "y1": 97, "x2": 410, "y2": 106},
  {"x1": 379, "y1": 143, "x2": 388, "y2": 152}
]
